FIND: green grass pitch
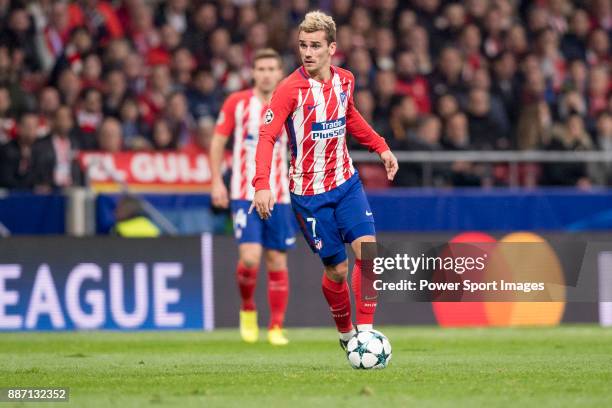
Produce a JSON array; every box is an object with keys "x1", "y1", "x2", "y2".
[{"x1": 1, "y1": 326, "x2": 612, "y2": 407}]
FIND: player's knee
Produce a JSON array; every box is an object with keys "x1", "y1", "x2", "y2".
[
  {"x1": 239, "y1": 244, "x2": 262, "y2": 268},
  {"x1": 240, "y1": 253, "x2": 261, "y2": 269},
  {"x1": 265, "y1": 250, "x2": 287, "y2": 271},
  {"x1": 324, "y1": 260, "x2": 349, "y2": 282},
  {"x1": 351, "y1": 234, "x2": 376, "y2": 260}
]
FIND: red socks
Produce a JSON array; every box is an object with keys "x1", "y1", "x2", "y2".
[
  {"x1": 267, "y1": 270, "x2": 289, "y2": 329},
  {"x1": 321, "y1": 274, "x2": 353, "y2": 333},
  {"x1": 237, "y1": 262, "x2": 289, "y2": 328},
  {"x1": 236, "y1": 262, "x2": 258, "y2": 311},
  {"x1": 351, "y1": 259, "x2": 377, "y2": 326}
]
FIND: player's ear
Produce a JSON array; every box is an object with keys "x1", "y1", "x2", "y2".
[{"x1": 328, "y1": 41, "x2": 337, "y2": 56}]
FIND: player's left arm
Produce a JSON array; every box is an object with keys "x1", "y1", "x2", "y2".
[{"x1": 345, "y1": 80, "x2": 399, "y2": 181}]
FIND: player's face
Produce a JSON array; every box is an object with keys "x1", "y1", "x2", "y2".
[
  {"x1": 298, "y1": 30, "x2": 336, "y2": 76},
  {"x1": 252, "y1": 58, "x2": 283, "y2": 94}
]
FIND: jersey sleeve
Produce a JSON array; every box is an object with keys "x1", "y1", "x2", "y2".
[
  {"x1": 345, "y1": 74, "x2": 390, "y2": 154},
  {"x1": 214, "y1": 94, "x2": 238, "y2": 137},
  {"x1": 252, "y1": 82, "x2": 296, "y2": 191}
]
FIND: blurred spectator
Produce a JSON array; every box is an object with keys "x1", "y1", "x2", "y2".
[
  {"x1": 372, "y1": 28, "x2": 395, "y2": 71},
  {"x1": 395, "y1": 51, "x2": 430, "y2": 113},
  {"x1": 154, "y1": 0, "x2": 188, "y2": 35},
  {"x1": 31, "y1": 105, "x2": 82, "y2": 189},
  {"x1": 122, "y1": 53, "x2": 146, "y2": 95},
  {"x1": 444, "y1": 112, "x2": 471, "y2": 150},
  {"x1": 119, "y1": 97, "x2": 149, "y2": 150},
  {"x1": 542, "y1": 114, "x2": 593, "y2": 186},
  {"x1": 82, "y1": 53, "x2": 103, "y2": 89},
  {"x1": 37, "y1": 1, "x2": 71, "y2": 72},
  {"x1": 373, "y1": 69, "x2": 396, "y2": 123},
  {"x1": 429, "y1": 47, "x2": 467, "y2": 102},
  {"x1": 347, "y1": 47, "x2": 374, "y2": 90},
  {"x1": 405, "y1": 25, "x2": 433, "y2": 75},
  {"x1": 57, "y1": 68, "x2": 82, "y2": 107},
  {"x1": 165, "y1": 91, "x2": 194, "y2": 148},
  {"x1": 587, "y1": 65, "x2": 610, "y2": 119},
  {"x1": 435, "y1": 94, "x2": 460, "y2": 123},
  {"x1": 505, "y1": 24, "x2": 529, "y2": 57},
  {"x1": 129, "y1": 2, "x2": 159, "y2": 59},
  {"x1": 564, "y1": 59, "x2": 588, "y2": 94},
  {"x1": 0, "y1": 6, "x2": 40, "y2": 73},
  {"x1": 591, "y1": 112, "x2": 612, "y2": 185},
  {"x1": 67, "y1": 0, "x2": 124, "y2": 45},
  {"x1": 467, "y1": 88, "x2": 509, "y2": 149},
  {"x1": 590, "y1": 0, "x2": 612, "y2": 31},
  {"x1": 150, "y1": 118, "x2": 174, "y2": 151},
  {"x1": 492, "y1": 52, "x2": 522, "y2": 124},
  {"x1": 76, "y1": 87, "x2": 103, "y2": 145},
  {"x1": 138, "y1": 64, "x2": 172, "y2": 126},
  {"x1": 183, "y1": 117, "x2": 214, "y2": 155},
  {"x1": 171, "y1": 47, "x2": 196, "y2": 89},
  {"x1": 387, "y1": 95, "x2": 419, "y2": 150},
  {"x1": 586, "y1": 29, "x2": 610, "y2": 67},
  {"x1": 409, "y1": 115, "x2": 442, "y2": 150},
  {"x1": 183, "y1": 3, "x2": 218, "y2": 66},
  {"x1": 185, "y1": 68, "x2": 221, "y2": 123},
  {"x1": 560, "y1": 9, "x2": 591, "y2": 61},
  {"x1": 517, "y1": 101, "x2": 553, "y2": 150},
  {"x1": 103, "y1": 69, "x2": 128, "y2": 117},
  {"x1": 96, "y1": 117, "x2": 122, "y2": 152},
  {"x1": 0, "y1": 112, "x2": 40, "y2": 189},
  {"x1": 465, "y1": 67, "x2": 511, "y2": 136},
  {"x1": 49, "y1": 26, "x2": 93, "y2": 84},
  {"x1": 0, "y1": 85, "x2": 14, "y2": 143},
  {"x1": 38, "y1": 86, "x2": 60, "y2": 122},
  {"x1": 104, "y1": 38, "x2": 131, "y2": 70}
]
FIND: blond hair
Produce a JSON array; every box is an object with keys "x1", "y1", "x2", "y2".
[
  {"x1": 253, "y1": 48, "x2": 283, "y2": 68},
  {"x1": 299, "y1": 11, "x2": 336, "y2": 45}
]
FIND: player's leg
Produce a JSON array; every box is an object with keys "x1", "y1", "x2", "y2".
[
  {"x1": 231, "y1": 200, "x2": 264, "y2": 343},
  {"x1": 335, "y1": 175, "x2": 378, "y2": 332},
  {"x1": 261, "y1": 203, "x2": 295, "y2": 345},
  {"x1": 350, "y1": 235, "x2": 377, "y2": 332},
  {"x1": 322, "y1": 258, "x2": 356, "y2": 350},
  {"x1": 264, "y1": 249, "x2": 289, "y2": 345},
  {"x1": 237, "y1": 243, "x2": 262, "y2": 343},
  {"x1": 290, "y1": 192, "x2": 355, "y2": 347}
]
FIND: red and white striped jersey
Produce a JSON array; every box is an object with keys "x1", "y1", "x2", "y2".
[
  {"x1": 253, "y1": 65, "x2": 389, "y2": 196},
  {"x1": 215, "y1": 89, "x2": 290, "y2": 203}
]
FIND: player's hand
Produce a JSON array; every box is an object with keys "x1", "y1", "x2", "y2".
[
  {"x1": 380, "y1": 150, "x2": 399, "y2": 181},
  {"x1": 211, "y1": 179, "x2": 229, "y2": 208},
  {"x1": 249, "y1": 189, "x2": 274, "y2": 220}
]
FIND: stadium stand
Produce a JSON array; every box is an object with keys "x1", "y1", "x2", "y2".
[{"x1": 0, "y1": 0, "x2": 610, "y2": 188}]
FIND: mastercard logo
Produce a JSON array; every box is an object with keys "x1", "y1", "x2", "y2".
[{"x1": 432, "y1": 232, "x2": 566, "y2": 327}]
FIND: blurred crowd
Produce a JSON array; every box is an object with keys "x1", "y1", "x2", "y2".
[{"x1": 0, "y1": 0, "x2": 610, "y2": 190}]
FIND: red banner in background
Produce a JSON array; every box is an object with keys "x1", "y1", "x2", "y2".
[{"x1": 79, "y1": 152, "x2": 215, "y2": 192}]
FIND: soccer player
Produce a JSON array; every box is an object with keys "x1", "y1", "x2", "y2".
[
  {"x1": 210, "y1": 49, "x2": 295, "y2": 346},
  {"x1": 251, "y1": 11, "x2": 398, "y2": 351}
]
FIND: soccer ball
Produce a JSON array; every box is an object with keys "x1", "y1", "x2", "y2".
[{"x1": 346, "y1": 330, "x2": 392, "y2": 369}]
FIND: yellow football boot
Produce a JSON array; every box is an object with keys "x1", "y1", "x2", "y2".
[
  {"x1": 240, "y1": 310, "x2": 259, "y2": 343},
  {"x1": 267, "y1": 325, "x2": 289, "y2": 346}
]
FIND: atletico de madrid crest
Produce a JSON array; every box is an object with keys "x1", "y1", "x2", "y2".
[
  {"x1": 340, "y1": 92, "x2": 347, "y2": 107},
  {"x1": 314, "y1": 237, "x2": 323, "y2": 250},
  {"x1": 264, "y1": 109, "x2": 274, "y2": 124}
]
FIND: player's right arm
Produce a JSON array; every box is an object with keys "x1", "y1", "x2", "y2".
[
  {"x1": 211, "y1": 95, "x2": 238, "y2": 208},
  {"x1": 251, "y1": 82, "x2": 296, "y2": 219}
]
